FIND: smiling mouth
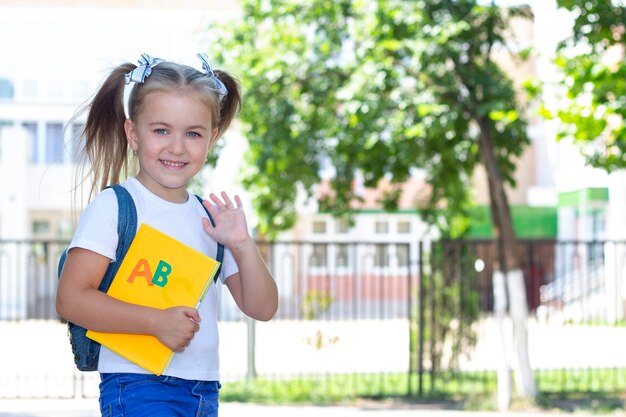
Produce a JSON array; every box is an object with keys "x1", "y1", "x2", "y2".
[{"x1": 160, "y1": 160, "x2": 187, "y2": 169}]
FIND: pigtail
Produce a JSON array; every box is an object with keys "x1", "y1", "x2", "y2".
[
  {"x1": 80, "y1": 63, "x2": 136, "y2": 200},
  {"x1": 214, "y1": 71, "x2": 242, "y2": 138}
]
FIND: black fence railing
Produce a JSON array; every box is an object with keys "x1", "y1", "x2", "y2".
[{"x1": 1, "y1": 238, "x2": 626, "y2": 400}]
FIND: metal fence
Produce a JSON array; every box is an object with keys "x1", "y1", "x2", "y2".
[{"x1": 1, "y1": 238, "x2": 625, "y2": 399}]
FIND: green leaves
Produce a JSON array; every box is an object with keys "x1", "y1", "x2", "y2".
[
  {"x1": 546, "y1": 1, "x2": 626, "y2": 172},
  {"x1": 211, "y1": 0, "x2": 531, "y2": 238}
]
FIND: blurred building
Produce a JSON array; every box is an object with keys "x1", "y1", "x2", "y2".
[{"x1": 0, "y1": 0, "x2": 240, "y2": 240}]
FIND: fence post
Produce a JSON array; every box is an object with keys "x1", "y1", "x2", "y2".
[
  {"x1": 418, "y1": 240, "x2": 425, "y2": 397},
  {"x1": 408, "y1": 242, "x2": 414, "y2": 397},
  {"x1": 246, "y1": 317, "x2": 256, "y2": 381},
  {"x1": 246, "y1": 316, "x2": 257, "y2": 381}
]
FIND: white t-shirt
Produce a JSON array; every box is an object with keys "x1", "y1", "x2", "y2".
[{"x1": 68, "y1": 177, "x2": 238, "y2": 381}]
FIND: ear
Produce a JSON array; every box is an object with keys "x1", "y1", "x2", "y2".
[
  {"x1": 207, "y1": 127, "x2": 220, "y2": 150},
  {"x1": 124, "y1": 119, "x2": 138, "y2": 152}
]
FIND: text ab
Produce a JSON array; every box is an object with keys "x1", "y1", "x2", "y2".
[{"x1": 127, "y1": 259, "x2": 172, "y2": 287}]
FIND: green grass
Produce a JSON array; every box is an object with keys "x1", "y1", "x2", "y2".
[
  {"x1": 221, "y1": 373, "x2": 413, "y2": 404},
  {"x1": 534, "y1": 392, "x2": 626, "y2": 414},
  {"x1": 220, "y1": 369, "x2": 626, "y2": 414},
  {"x1": 564, "y1": 319, "x2": 626, "y2": 327},
  {"x1": 536, "y1": 368, "x2": 626, "y2": 393}
]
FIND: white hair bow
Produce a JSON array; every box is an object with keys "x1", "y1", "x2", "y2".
[
  {"x1": 197, "y1": 53, "x2": 228, "y2": 102},
  {"x1": 124, "y1": 53, "x2": 165, "y2": 85}
]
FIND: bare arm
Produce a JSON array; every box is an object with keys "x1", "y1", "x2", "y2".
[
  {"x1": 202, "y1": 192, "x2": 278, "y2": 321},
  {"x1": 56, "y1": 247, "x2": 200, "y2": 352}
]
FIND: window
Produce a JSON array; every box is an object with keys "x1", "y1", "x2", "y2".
[
  {"x1": 397, "y1": 221, "x2": 411, "y2": 234},
  {"x1": 310, "y1": 244, "x2": 327, "y2": 267},
  {"x1": 73, "y1": 80, "x2": 89, "y2": 98},
  {"x1": 336, "y1": 217, "x2": 349, "y2": 234},
  {"x1": 396, "y1": 244, "x2": 409, "y2": 267},
  {"x1": 312, "y1": 220, "x2": 327, "y2": 234},
  {"x1": 0, "y1": 78, "x2": 14, "y2": 99},
  {"x1": 336, "y1": 244, "x2": 349, "y2": 267},
  {"x1": 375, "y1": 221, "x2": 388, "y2": 234},
  {"x1": 56, "y1": 218, "x2": 74, "y2": 239},
  {"x1": 374, "y1": 244, "x2": 389, "y2": 267},
  {"x1": 22, "y1": 122, "x2": 38, "y2": 163},
  {"x1": 47, "y1": 79, "x2": 64, "y2": 98},
  {"x1": 45, "y1": 122, "x2": 64, "y2": 164},
  {"x1": 32, "y1": 220, "x2": 51, "y2": 236},
  {"x1": 591, "y1": 212, "x2": 605, "y2": 240},
  {"x1": 70, "y1": 123, "x2": 85, "y2": 162},
  {"x1": 0, "y1": 121, "x2": 14, "y2": 160},
  {"x1": 30, "y1": 211, "x2": 73, "y2": 239},
  {"x1": 22, "y1": 80, "x2": 37, "y2": 98}
]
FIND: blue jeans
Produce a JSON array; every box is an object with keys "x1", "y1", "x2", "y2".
[{"x1": 99, "y1": 373, "x2": 220, "y2": 417}]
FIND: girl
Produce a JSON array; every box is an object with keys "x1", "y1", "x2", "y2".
[{"x1": 56, "y1": 53, "x2": 278, "y2": 417}]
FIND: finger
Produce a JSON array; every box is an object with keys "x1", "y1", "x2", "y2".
[
  {"x1": 202, "y1": 199, "x2": 218, "y2": 217},
  {"x1": 221, "y1": 191, "x2": 234, "y2": 207},
  {"x1": 186, "y1": 318, "x2": 200, "y2": 332},
  {"x1": 209, "y1": 193, "x2": 225, "y2": 209},
  {"x1": 234, "y1": 195, "x2": 243, "y2": 209},
  {"x1": 184, "y1": 308, "x2": 201, "y2": 323},
  {"x1": 201, "y1": 217, "x2": 212, "y2": 233}
]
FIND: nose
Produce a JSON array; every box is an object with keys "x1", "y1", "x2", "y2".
[{"x1": 168, "y1": 133, "x2": 185, "y2": 155}]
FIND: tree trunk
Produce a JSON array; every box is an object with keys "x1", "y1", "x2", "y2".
[
  {"x1": 476, "y1": 118, "x2": 537, "y2": 401},
  {"x1": 492, "y1": 270, "x2": 511, "y2": 410}
]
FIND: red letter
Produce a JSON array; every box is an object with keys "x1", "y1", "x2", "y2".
[{"x1": 127, "y1": 258, "x2": 153, "y2": 285}]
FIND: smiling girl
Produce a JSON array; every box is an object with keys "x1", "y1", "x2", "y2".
[{"x1": 56, "y1": 53, "x2": 278, "y2": 417}]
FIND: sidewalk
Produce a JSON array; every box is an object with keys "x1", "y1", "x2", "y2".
[{"x1": 0, "y1": 399, "x2": 614, "y2": 417}]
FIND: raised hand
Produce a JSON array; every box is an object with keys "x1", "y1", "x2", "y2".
[
  {"x1": 201, "y1": 191, "x2": 279, "y2": 322},
  {"x1": 201, "y1": 192, "x2": 252, "y2": 251}
]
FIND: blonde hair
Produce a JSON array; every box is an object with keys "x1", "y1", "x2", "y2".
[{"x1": 71, "y1": 58, "x2": 242, "y2": 201}]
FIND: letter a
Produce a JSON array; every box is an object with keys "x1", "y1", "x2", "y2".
[
  {"x1": 127, "y1": 259, "x2": 153, "y2": 285},
  {"x1": 152, "y1": 260, "x2": 171, "y2": 287}
]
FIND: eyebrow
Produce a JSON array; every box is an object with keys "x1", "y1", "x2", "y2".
[{"x1": 148, "y1": 122, "x2": 209, "y2": 131}]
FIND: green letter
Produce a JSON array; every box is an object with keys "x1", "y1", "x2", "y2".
[{"x1": 151, "y1": 260, "x2": 171, "y2": 287}]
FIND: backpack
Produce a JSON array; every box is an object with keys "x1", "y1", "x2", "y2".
[{"x1": 57, "y1": 184, "x2": 224, "y2": 371}]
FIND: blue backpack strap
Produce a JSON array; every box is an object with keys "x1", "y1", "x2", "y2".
[
  {"x1": 195, "y1": 195, "x2": 224, "y2": 282},
  {"x1": 98, "y1": 184, "x2": 138, "y2": 291}
]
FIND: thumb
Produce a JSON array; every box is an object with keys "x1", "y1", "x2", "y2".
[
  {"x1": 202, "y1": 199, "x2": 218, "y2": 218},
  {"x1": 202, "y1": 216, "x2": 213, "y2": 233},
  {"x1": 184, "y1": 308, "x2": 201, "y2": 323}
]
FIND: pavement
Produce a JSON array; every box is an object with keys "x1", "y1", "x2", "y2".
[{"x1": 0, "y1": 399, "x2": 619, "y2": 417}]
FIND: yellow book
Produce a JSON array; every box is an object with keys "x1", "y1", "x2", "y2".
[{"x1": 86, "y1": 223, "x2": 220, "y2": 376}]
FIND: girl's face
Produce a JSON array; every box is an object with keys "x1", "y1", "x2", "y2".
[{"x1": 125, "y1": 90, "x2": 218, "y2": 203}]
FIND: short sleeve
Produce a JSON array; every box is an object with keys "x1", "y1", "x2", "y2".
[
  {"x1": 219, "y1": 247, "x2": 239, "y2": 283},
  {"x1": 68, "y1": 188, "x2": 119, "y2": 261}
]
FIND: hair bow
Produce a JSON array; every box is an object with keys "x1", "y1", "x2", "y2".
[
  {"x1": 197, "y1": 53, "x2": 228, "y2": 102},
  {"x1": 124, "y1": 53, "x2": 165, "y2": 85}
]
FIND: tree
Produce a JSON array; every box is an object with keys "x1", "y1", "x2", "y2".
[
  {"x1": 213, "y1": 0, "x2": 536, "y2": 404},
  {"x1": 542, "y1": 1, "x2": 626, "y2": 171}
]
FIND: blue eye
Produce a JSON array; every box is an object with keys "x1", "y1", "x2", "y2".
[
  {"x1": 187, "y1": 131, "x2": 201, "y2": 138},
  {"x1": 154, "y1": 128, "x2": 168, "y2": 135}
]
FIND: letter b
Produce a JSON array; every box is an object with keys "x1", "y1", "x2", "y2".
[{"x1": 151, "y1": 260, "x2": 171, "y2": 287}]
